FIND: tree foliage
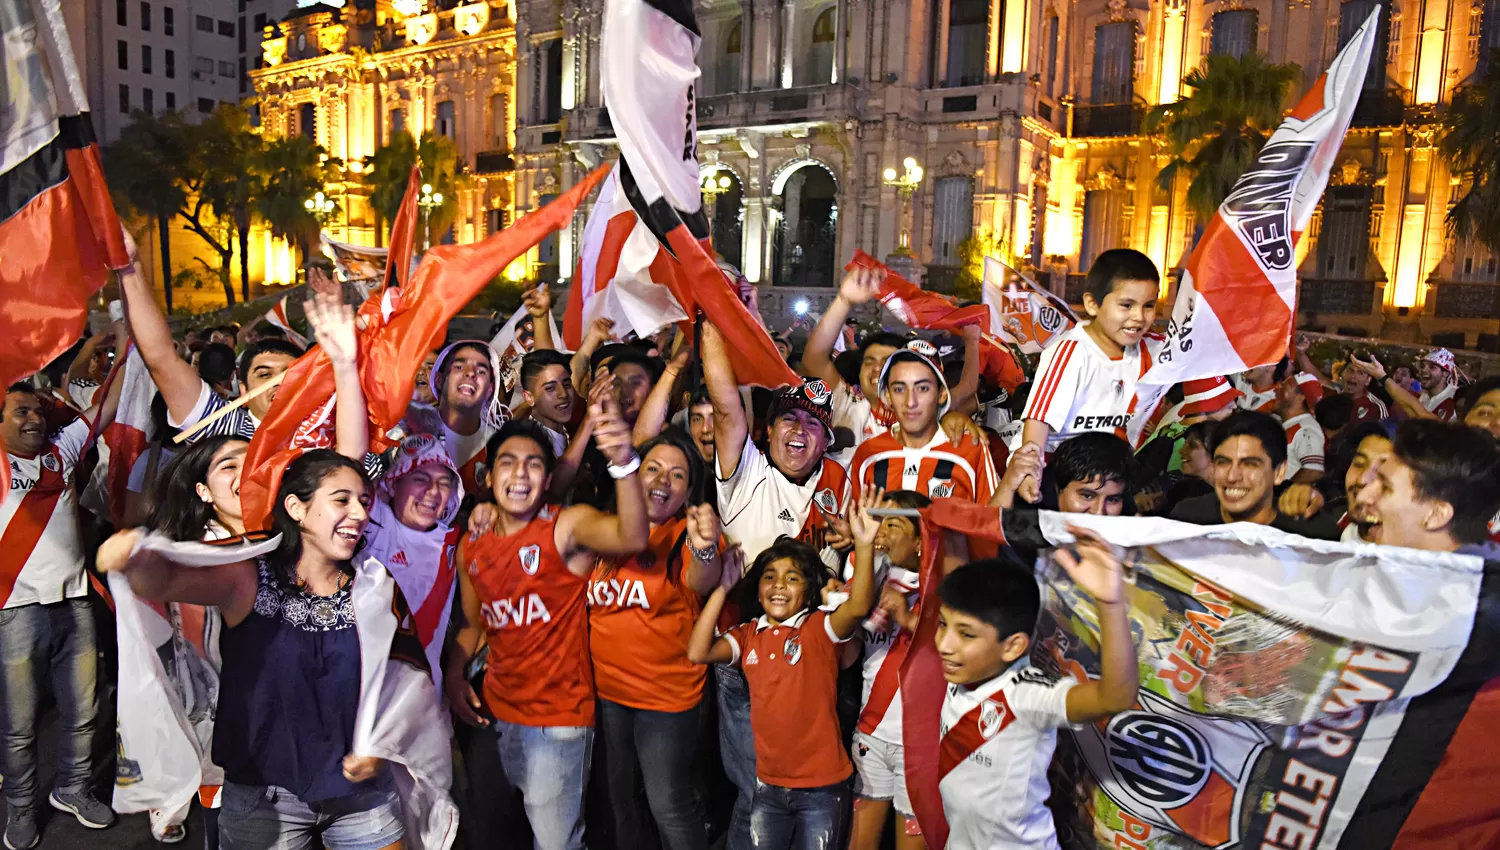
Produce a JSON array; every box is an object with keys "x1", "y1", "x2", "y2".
[
  {"x1": 1439, "y1": 52, "x2": 1500, "y2": 256},
  {"x1": 364, "y1": 130, "x2": 465, "y2": 245},
  {"x1": 1144, "y1": 53, "x2": 1301, "y2": 222}
]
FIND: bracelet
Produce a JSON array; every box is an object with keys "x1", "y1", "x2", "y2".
[
  {"x1": 607, "y1": 454, "x2": 641, "y2": 479},
  {"x1": 690, "y1": 542, "x2": 719, "y2": 562}
]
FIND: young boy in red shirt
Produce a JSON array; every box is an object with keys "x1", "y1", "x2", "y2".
[{"x1": 688, "y1": 489, "x2": 883, "y2": 850}]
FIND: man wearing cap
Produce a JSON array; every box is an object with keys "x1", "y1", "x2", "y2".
[
  {"x1": 405, "y1": 340, "x2": 509, "y2": 495},
  {"x1": 849, "y1": 340, "x2": 998, "y2": 504},
  {"x1": 701, "y1": 323, "x2": 850, "y2": 566},
  {"x1": 1417, "y1": 348, "x2": 1460, "y2": 421}
]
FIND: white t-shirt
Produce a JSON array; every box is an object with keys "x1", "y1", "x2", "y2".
[
  {"x1": 68, "y1": 379, "x2": 100, "y2": 411},
  {"x1": 1282, "y1": 413, "x2": 1325, "y2": 479},
  {"x1": 1021, "y1": 324, "x2": 1162, "y2": 453},
  {"x1": 0, "y1": 419, "x2": 93, "y2": 608},
  {"x1": 940, "y1": 663, "x2": 1078, "y2": 850},
  {"x1": 829, "y1": 382, "x2": 888, "y2": 469},
  {"x1": 716, "y1": 437, "x2": 850, "y2": 566},
  {"x1": 1230, "y1": 374, "x2": 1278, "y2": 414}
]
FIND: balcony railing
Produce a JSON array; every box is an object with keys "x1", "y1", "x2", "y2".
[
  {"x1": 1349, "y1": 91, "x2": 1406, "y2": 128},
  {"x1": 1070, "y1": 103, "x2": 1146, "y2": 138},
  {"x1": 694, "y1": 84, "x2": 859, "y2": 131},
  {"x1": 1298, "y1": 279, "x2": 1378, "y2": 315},
  {"x1": 473, "y1": 150, "x2": 514, "y2": 174},
  {"x1": 1434, "y1": 282, "x2": 1500, "y2": 319}
]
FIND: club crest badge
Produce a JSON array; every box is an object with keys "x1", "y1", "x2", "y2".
[
  {"x1": 816, "y1": 488, "x2": 838, "y2": 515},
  {"x1": 783, "y1": 633, "x2": 803, "y2": 666},
  {"x1": 979, "y1": 697, "x2": 1009, "y2": 739},
  {"x1": 41, "y1": 453, "x2": 59, "y2": 473},
  {"x1": 804, "y1": 380, "x2": 831, "y2": 405},
  {"x1": 519, "y1": 544, "x2": 541, "y2": 575}
]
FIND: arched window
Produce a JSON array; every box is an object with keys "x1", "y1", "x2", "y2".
[
  {"x1": 298, "y1": 102, "x2": 316, "y2": 139},
  {"x1": 435, "y1": 100, "x2": 455, "y2": 138},
  {"x1": 802, "y1": 7, "x2": 836, "y2": 85},
  {"x1": 1210, "y1": 9, "x2": 1257, "y2": 58}
]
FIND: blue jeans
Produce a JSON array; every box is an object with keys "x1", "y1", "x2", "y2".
[
  {"x1": 715, "y1": 665, "x2": 756, "y2": 850},
  {"x1": 494, "y1": 719, "x2": 593, "y2": 850},
  {"x1": 0, "y1": 599, "x2": 97, "y2": 811},
  {"x1": 747, "y1": 780, "x2": 850, "y2": 850},
  {"x1": 597, "y1": 698, "x2": 704, "y2": 850},
  {"x1": 217, "y1": 780, "x2": 404, "y2": 850}
]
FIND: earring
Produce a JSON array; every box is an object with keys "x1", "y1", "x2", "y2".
[{"x1": 200, "y1": 493, "x2": 213, "y2": 504}]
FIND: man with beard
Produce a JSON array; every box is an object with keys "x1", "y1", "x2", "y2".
[{"x1": 1170, "y1": 411, "x2": 1339, "y2": 538}]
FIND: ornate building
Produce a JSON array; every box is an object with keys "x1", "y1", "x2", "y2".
[
  {"x1": 249, "y1": 0, "x2": 1500, "y2": 346},
  {"x1": 250, "y1": 0, "x2": 517, "y2": 267}
]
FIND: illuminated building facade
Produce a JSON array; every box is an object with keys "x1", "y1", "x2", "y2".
[
  {"x1": 249, "y1": 0, "x2": 517, "y2": 283},
  {"x1": 247, "y1": 0, "x2": 1500, "y2": 345}
]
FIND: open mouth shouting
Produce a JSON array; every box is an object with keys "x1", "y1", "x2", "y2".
[{"x1": 647, "y1": 486, "x2": 673, "y2": 509}]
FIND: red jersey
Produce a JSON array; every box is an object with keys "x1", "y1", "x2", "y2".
[
  {"x1": 1350, "y1": 392, "x2": 1388, "y2": 422},
  {"x1": 588, "y1": 519, "x2": 706, "y2": 713},
  {"x1": 850, "y1": 429, "x2": 998, "y2": 503},
  {"x1": 464, "y1": 508, "x2": 594, "y2": 727}
]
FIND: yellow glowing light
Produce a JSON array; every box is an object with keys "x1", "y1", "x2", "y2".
[
  {"x1": 1000, "y1": 0, "x2": 1027, "y2": 74},
  {"x1": 1414, "y1": 28, "x2": 1445, "y2": 105},
  {"x1": 1157, "y1": 13, "x2": 1185, "y2": 105},
  {"x1": 883, "y1": 167, "x2": 897, "y2": 181},
  {"x1": 504, "y1": 259, "x2": 527, "y2": 282},
  {"x1": 1147, "y1": 205, "x2": 1170, "y2": 297},
  {"x1": 1391, "y1": 204, "x2": 1428, "y2": 308}
]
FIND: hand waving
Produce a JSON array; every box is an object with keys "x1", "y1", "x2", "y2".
[
  {"x1": 522, "y1": 284, "x2": 552, "y2": 319},
  {"x1": 305, "y1": 289, "x2": 359, "y2": 371},
  {"x1": 838, "y1": 267, "x2": 883, "y2": 306},
  {"x1": 1054, "y1": 525, "x2": 1126, "y2": 606},
  {"x1": 850, "y1": 486, "x2": 884, "y2": 548}
]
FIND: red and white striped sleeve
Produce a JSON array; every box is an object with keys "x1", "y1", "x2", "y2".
[
  {"x1": 1022, "y1": 337, "x2": 1083, "y2": 434},
  {"x1": 1289, "y1": 423, "x2": 1325, "y2": 473}
]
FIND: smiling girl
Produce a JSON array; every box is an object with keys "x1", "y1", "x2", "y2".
[{"x1": 99, "y1": 451, "x2": 406, "y2": 850}]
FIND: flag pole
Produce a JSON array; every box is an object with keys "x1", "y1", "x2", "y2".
[{"x1": 171, "y1": 372, "x2": 286, "y2": 444}]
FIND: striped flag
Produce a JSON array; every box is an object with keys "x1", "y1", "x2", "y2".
[
  {"x1": 263, "y1": 295, "x2": 310, "y2": 348},
  {"x1": 101, "y1": 346, "x2": 153, "y2": 527},
  {"x1": 490, "y1": 301, "x2": 563, "y2": 402},
  {"x1": 1127, "y1": 8, "x2": 1380, "y2": 446},
  {"x1": 0, "y1": 0, "x2": 130, "y2": 502},
  {"x1": 565, "y1": 0, "x2": 797, "y2": 388}
]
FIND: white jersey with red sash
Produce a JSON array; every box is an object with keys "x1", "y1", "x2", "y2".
[
  {"x1": 359, "y1": 498, "x2": 461, "y2": 693},
  {"x1": 0, "y1": 419, "x2": 91, "y2": 608},
  {"x1": 938, "y1": 662, "x2": 1076, "y2": 850},
  {"x1": 844, "y1": 561, "x2": 920, "y2": 744},
  {"x1": 402, "y1": 403, "x2": 500, "y2": 498}
]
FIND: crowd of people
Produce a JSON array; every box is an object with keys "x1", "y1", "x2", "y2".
[{"x1": 3, "y1": 235, "x2": 1500, "y2": 850}]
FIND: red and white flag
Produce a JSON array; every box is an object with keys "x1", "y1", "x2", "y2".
[
  {"x1": 101, "y1": 346, "x2": 153, "y2": 527},
  {"x1": 262, "y1": 295, "x2": 310, "y2": 348},
  {"x1": 565, "y1": 0, "x2": 797, "y2": 388},
  {"x1": 981, "y1": 257, "x2": 1076, "y2": 354},
  {"x1": 1127, "y1": 8, "x2": 1380, "y2": 445},
  {"x1": 490, "y1": 301, "x2": 563, "y2": 402}
]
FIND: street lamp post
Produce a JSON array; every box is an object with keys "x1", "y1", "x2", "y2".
[
  {"x1": 418, "y1": 182, "x2": 444, "y2": 251},
  {"x1": 882, "y1": 156, "x2": 925, "y2": 283},
  {"x1": 700, "y1": 170, "x2": 733, "y2": 231},
  {"x1": 304, "y1": 190, "x2": 336, "y2": 225}
]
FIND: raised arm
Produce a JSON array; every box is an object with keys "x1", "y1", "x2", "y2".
[
  {"x1": 1056, "y1": 526, "x2": 1138, "y2": 722},
  {"x1": 559, "y1": 391, "x2": 650, "y2": 565},
  {"x1": 949, "y1": 324, "x2": 982, "y2": 411},
  {"x1": 687, "y1": 564, "x2": 741, "y2": 665},
  {"x1": 1351, "y1": 354, "x2": 1432, "y2": 420},
  {"x1": 828, "y1": 487, "x2": 882, "y2": 639},
  {"x1": 633, "y1": 343, "x2": 691, "y2": 446},
  {"x1": 117, "y1": 230, "x2": 204, "y2": 423},
  {"x1": 81, "y1": 317, "x2": 131, "y2": 433},
  {"x1": 570, "y1": 317, "x2": 616, "y2": 398},
  {"x1": 304, "y1": 287, "x2": 368, "y2": 460},
  {"x1": 444, "y1": 540, "x2": 491, "y2": 727},
  {"x1": 96, "y1": 529, "x2": 259, "y2": 625},
  {"x1": 67, "y1": 333, "x2": 104, "y2": 386},
  {"x1": 682, "y1": 503, "x2": 725, "y2": 597},
  {"x1": 700, "y1": 321, "x2": 749, "y2": 478},
  {"x1": 523, "y1": 285, "x2": 555, "y2": 352},
  {"x1": 804, "y1": 267, "x2": 882, "y2": 390}
]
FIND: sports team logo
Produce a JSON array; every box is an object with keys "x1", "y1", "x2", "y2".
[
  {"x1": 403, "y1": 434, "x2": 439, "y2": 455},
  {"x1": 519, "y1": 544, "x2": 541, "y2": 575},
  {"x1": 1037, "y1": 305, "x2": 1064, "y2": 333},
  {"x1": 979, "y1": 697, "x2": 1008, "y2": 739},
  {"x1": 928, "y1": 480, "x2": 954, "y2": 499},
  {"x1": 815, "y1": 488, "x2": 838, "y2": 515},
  {"x1": 803, "y1": 380, "x2": 831, "y2": 405},
  {"x1": 783, "y1": 633, "x2": 802, "y2": 666},
  {"x1": 41, "y1": 453, "x2": 59, "y2": 473}
]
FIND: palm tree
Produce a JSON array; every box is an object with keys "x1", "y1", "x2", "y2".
[
  {"x1": 1144, "y1": 53, "x2": 1302, "y2": 222},
  {"x1": 1440, "y1": 51, "x2": 1500, "y2": 256},
  {"x1": 103, "y1": 111, "x2": 190, "y2": 312},
  {"x1": 197, "y1": 104, "x2": 266, "y2": 303},
  {"x1": 364, "y1": 130, "x2": 464, "y2": 246},
  {"x1": 254, "y1": 135, "x2": 344, "y2": 267}
]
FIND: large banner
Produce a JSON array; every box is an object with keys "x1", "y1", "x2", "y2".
[
  {"x1": 1027, "y1": 513, "x2": 1494, "y2": 850},
  {"x1": 1126, "y1": 9, "x2": 1381, "y2": 446}
]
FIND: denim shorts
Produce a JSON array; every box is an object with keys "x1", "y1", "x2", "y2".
[{"x1": 218, "y1": 780, "x2": 405, "y2": 850}]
